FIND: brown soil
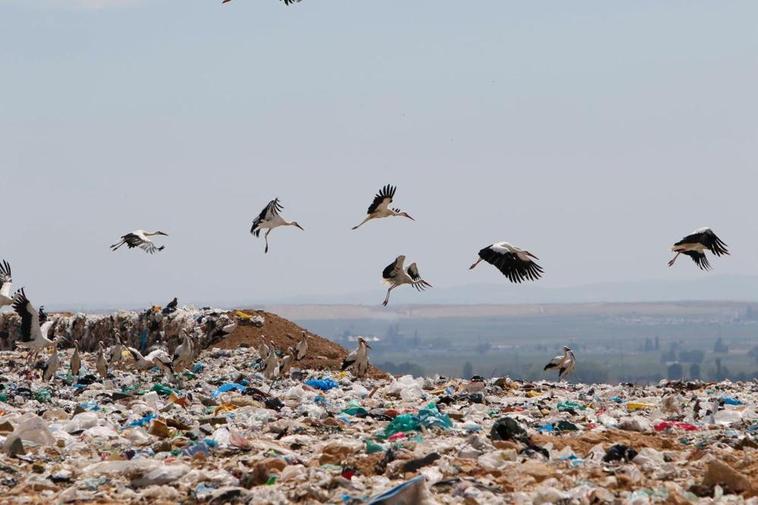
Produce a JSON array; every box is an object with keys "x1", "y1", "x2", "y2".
[
  {"x1": 531, "y1": 428, "x2": 682, "y2": 456},
  {"x1": 217, "y1": 309, "x2": 387, "y2": 379}
]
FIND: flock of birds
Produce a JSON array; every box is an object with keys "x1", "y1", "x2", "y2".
[{"x1": 0, "y1": 184, "x2": 732, "y2": 381}]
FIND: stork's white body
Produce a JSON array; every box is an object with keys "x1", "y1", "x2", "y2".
[
  {"x1": 250, "y1": 199, "x2": 304, "y2": 253},
  {"x1": 381, "y1": 255, "x2": 432, "y2": 306},
  {"x1": 12, "y1": 289, "x2": 55, "y2": 363},
  {"x1": 263, "y1": 349, "x2": 279, "y2": 380},
  {"x1": 127, "y1": 346, "x2": 173, "y2": 371},
  {"x1": 70, "y1": 341, "x2": 81, "y2": 377},
  {"x1": 172, "y1": 333, "x2": 194, "y2": 373},
  {"x1": 43, "y1": 345, "x2": 60, "y2": 382},
  {"x1": 544, "y1": 347, "x2": 576, "y2": 380},
  {"x1": 352, "y1": 185, "x2": 414, "y2": 230},
  {"x1": 295, "y1": 333, "x2": 308, "y2": 361},
  {"x1": 96, "y1": 342, "x2": 109, "y2": 378},
  {"x1": 0, "y1": 260, "x2": 12, "y2": 309},
  {"x1": 110, "y1": 229, "x2": 168, "y2": 254},
  {"x1": 342, "y1": 338, "x2": 370, "y2": 377}
]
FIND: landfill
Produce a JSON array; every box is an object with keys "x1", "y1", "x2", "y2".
[{"x1": 0, "y1": 309, "x2": 757, "y2": 503}]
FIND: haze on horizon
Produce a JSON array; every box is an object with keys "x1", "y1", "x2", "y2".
[{"x1": 1, "y1": 1, "x2": 757, "y2": 309}]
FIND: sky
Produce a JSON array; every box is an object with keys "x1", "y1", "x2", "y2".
[{"x1": 1, "y1": 0, "x2": 757, "y2": 309}]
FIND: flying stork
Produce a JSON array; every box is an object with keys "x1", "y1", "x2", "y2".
[
  {"x1": 12, "y1": 289, "x2": 54, "y2": 363},
  {"x1": 352, "y1": 185, "x2": 415, "y2": 230},
  {"x1": 469, "y1": 242, "x2": 544, "y2": 283},
  {"x1": 0, "y1": 260, "x2": 12, "y2": 309},
  {"x1": 668, "y1": 228, "x2": 729, "y2": 271},
  {"x1": 341, "y1": 337, "x2": 371, "y2": 378},
  {"x1": 544, "y1": 346, "x2": 576, "y2": 380},
  {"x1": 110, "y1": 230, "x2": 168, "y2": 255},
  {"x1": 381, "y1": 255, "x2": 432, "y2": 306},
  {"x1": 250, "y1": 198, "x2": 304, "y2": 253}
]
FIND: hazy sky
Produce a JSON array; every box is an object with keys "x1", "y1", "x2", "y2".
[{"x1": 1, "y1": 1, "x2": 757, "y2": 308}]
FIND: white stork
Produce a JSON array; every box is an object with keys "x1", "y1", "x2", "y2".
[
  {"x1": 341, "y1": 337, "x2": 371, "y2": 378},
  {"x1": 352, "y1": 185, "x2": 415, "y2": 230},
  {"x1": 544, "y1": 346, "x2": 576, "y2": 380},
  {"x1": 668, "y1": 228, "x2": 729, "y2": 271},
  {"x1": 110, "y1": 229, "x2": 168, "y2": 255},
  {"x1": 126, "y1": 346, "x2": 173, "y2": 373},
  {"x1": 109, "y1": 331, "x2": 125, "y2": 366},
  {"x1": 70, "y1": 340, "x2": 81, "y2": 377},
  {"x1": 381, "y1": 255, "x2": 432, "y2": 306},
  {"x1": 469, "y1": 242, "x2": 543, "y2": 283},
  {"x1": 0, "y1": 260, "x2": 13, "y2": 309},
  {"x1": 262, "y1": 348, "x2": 280, "y2": 380},
  {"x1": 294, "y1": 332, "x2": 308, "y2": 361},
  {"x1": 250, "y1": 198, "x2": 304, "y2": 253},
  {"x1": 96, "y1": 341, "x2": 109, "y2": 379},
  {"x1": 172, "y1": 332, "x2": 193, "y2": 373},
  {"x1": 42, "y1": 342, "x2": 60, "y2": 382},
  {"x1": 12, "y1": 289, "x2": 54, "y2": 363}
]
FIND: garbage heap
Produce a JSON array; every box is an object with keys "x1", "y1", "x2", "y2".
[
  {"x1": 0, "y1": 306, "x2": 240, "y2": 353},
  {"x1": 0, "y1": 338, "x2": 756, "y2": 504}
]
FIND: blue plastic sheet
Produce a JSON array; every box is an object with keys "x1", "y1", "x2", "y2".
[
  {"x1": 305, "y1": 378, "x2": 339, "y2": 391},
  {"x1": 211, "y1": 382, "x2": 247, "y2": 398},
  {"x1": 125, "y1": 412, "x2": 156, "y2": 428},
  {"x1": 191, "y1": 362, "x2": 206, "y2": 374},
  {"x1": 721, "y1": 396, "x2": 743, "y2": 406}
]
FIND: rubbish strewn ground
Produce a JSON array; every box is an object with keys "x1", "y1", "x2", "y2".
[{"x1": 0, "y1": 309, "x2": 756, "y2": 504}]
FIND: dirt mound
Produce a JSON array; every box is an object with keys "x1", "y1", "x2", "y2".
[{"x1": 217, "y1": 309, "x2": 387, "y2": 378}]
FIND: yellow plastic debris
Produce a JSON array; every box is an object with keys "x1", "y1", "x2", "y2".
[{"x1": 626, "y1": 402, "x2": 654, "y2": 412}]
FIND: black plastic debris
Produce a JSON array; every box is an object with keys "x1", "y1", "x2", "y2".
[
  {"x1": 490, "y1": 417, "x2": 529, "y2": 444},
  {"x1": 401, "y1": 452, "x2": 441, "y2": 473},
  {"x1": 603, "y1": 444, "x2": 638, "y2": 463}
]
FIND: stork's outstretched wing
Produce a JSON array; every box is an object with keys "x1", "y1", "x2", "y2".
[
  {"x1": 406, "y1": 263, "x2": 432, "y2": 291},
  {"x1": 12, "y1": 288, "x2": 38, "y2": 342},
  {"x1": 367, "y1": 185, "x2": 396, "y2": 214},
  {"x1": 382, "y1": 255, "x2": 404, "y2": 281},
  {"x1": 250, "y1": 198, "x2": 283, "y2": 236},
  {"x1": 683, "y1": 251, "x2": 712, "y2": 271},
  {"x1": 478, "y1": 246, "x2": 543, "y2": 283}
]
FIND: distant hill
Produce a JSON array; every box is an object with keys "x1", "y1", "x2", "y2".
[{"x1": 263, "y1": 274, "x2": 758, "y2": 306}]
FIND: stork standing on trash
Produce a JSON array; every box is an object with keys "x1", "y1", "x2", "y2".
[
  {"x1": 250, "y1": 198, "x2": 304, "y2": 253},
  {"x1": 544, "y1": 346, "x2": 576, "y2": 380},
  {"x1": 342, "y1": 337, "x2": 371, "y2": 378},
  {"x1": 352, "y1": 185, "x2": 415, "y2": 230}
]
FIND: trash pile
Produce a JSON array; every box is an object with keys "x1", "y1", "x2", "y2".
[
  {"x1": 0, "y1": 314, "x2": 757, "y2": 503},
  {"x1": 0, "y1": 306, "x2": 238, "y2": 352}
]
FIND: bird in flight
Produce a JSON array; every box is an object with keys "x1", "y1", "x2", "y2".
[
  {"x1": 381, "y1": 255, "x2": 432, "y2": 306},
  {"x1": 352, "y1": 185, "x2": 415, "y2": 230},
  {"x1": 110, "y1": 230, "x2": 168, "y2": 255},
  {"x1": 341, "y1": 336, "x2": 371, "y2": 378},
  {"x1": 544, "y1": 346, "x2": 576, "y2": 380},
  {"x1": 223, "y1": 0, "x2": 301, "y2": 4},
  {"x1": 250, "y1": 198, "x2": 304, "y2": 254},
  {"x1": 668, "y1": 228, "x2": 729, "y2": 270},
  {"x1": 469, "y1": 242, "x2": 543, "y2": 283},
  {"x1": 0, "y1": 260, "x2": 12, "y2": 309},
  {"x1": 12, "y1": 288, "x2": 54, "y2": 364}
]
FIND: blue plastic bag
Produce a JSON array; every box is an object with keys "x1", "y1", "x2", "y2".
[
  {"x1": 211, "y1": 382, "x2": 247, "y2": 398},
  {"x1": 305, "y1": 378, "x2": 339, "y2": 391}
]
